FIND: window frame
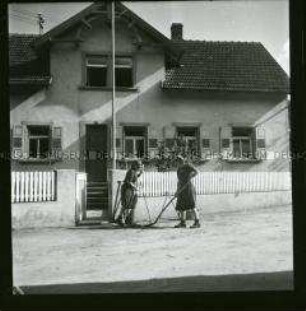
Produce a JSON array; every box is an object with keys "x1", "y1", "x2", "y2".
[
  {"x1": 27, "y1": 125, "x2": 51, "y2": 159},
  {"x1": 85, "y1": 55, "x2": 108, "y2": 88},
  {"x1": 123, "y1": 125, "x2": 148, "y2": 159},
  {"x1": 231, "y1": 126, "x2": 256, "y2": 160},
  {"x1": 176, "y1": 126, "x2": 200, "y2": 156},
  {"x1": 115, "y1": 56, "x2": 134, "y2": 88},
  {"x1": 13, "y1": 122, "x2": 63, "y2": 163},
  {"x1": 83, "y1": 53, "x2": 136, "y2": 89}
]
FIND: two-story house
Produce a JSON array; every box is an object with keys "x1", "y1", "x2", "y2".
[{"x1": 10, "y1": 2, "x2": 290, "y2": 225}]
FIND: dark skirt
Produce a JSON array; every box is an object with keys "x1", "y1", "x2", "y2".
[
  {"x1": 121, "y1": 184, "x2": 138, "y2": 210},
  {"x1": 175, "y1": 181, "x2": 196, "y2": 211}
]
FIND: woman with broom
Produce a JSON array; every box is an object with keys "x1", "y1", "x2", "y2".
[
  {"x1": 116, "y1": 160, "x2": 143, "y2": 227},
  {"x1": 175, "y1": 155, "x2": 201, "y2": 228}
]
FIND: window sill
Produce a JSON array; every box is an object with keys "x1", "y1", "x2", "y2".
[
  {"x1": 16, "y1": 158, "x2": 59, "y2": 164},
  {"x1": 79, "y1": 86, "x2": 139, "y2": 92},
  {"x1": 224, "y1": 158, "x2": 262, "y2": 163},
  {"x1": 118, "y1": 157, "x2": 144, "y2": 162}
]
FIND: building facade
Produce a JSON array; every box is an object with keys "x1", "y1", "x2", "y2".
[{"x1": 9, "y1": 2, "x2": 290, "y2": 226}]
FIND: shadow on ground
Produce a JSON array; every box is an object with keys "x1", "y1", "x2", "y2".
[{"x1": 20, "y1": 270, "x2": 293, "y2": 294}]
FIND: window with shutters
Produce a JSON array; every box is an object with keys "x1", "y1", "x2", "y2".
[
  {"x1": 11, "y1": 124, "x2": 62, "y2": 161},
  {"x1": 124, "y1": 126, "x2": 147, "y2": 158}
]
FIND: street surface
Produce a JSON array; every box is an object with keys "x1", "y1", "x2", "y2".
[{"x1": 13, "y1": 205, "x2": 293, "y2": 293}]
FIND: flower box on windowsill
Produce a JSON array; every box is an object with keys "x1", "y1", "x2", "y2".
[
  {"x1": 16, "y1": 158, "x2": 59, "y2": 164},
  {"x1": 224, "y1": 158, "x2": 262, "y2": 164},
  {"x1": 79, "y1": 86, "x2": 139, "y2": 92}
]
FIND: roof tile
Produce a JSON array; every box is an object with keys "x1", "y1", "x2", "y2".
[
  {"x1": 9, "y1": 34, "x2": 50, "y2": 85},
  {"x1": 163, "y1": 40, "x2": 289, "y2": 93}
]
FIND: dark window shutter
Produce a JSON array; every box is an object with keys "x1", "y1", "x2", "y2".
[
  {"x1": 219, "y1": 126, "x2": 232, "y2": 159},
  {"x1": 255, "y1": 126, "x2": 266, "y2": 159},
  {"x1": 257, "y1": 139, "x2": 265, "y2": 149},
  {"x1": 202, "y1": 139, "x2": 210, "y2": 148},
  {"x1": 12, "y1": 125, "x2": 24, "y2": 159},
  {"x1": 165, "y1": 138, "x2": 175, "y2": 149},
  {"x1": 51, "y1": 127, "x2": 62, "y2": 160},
  {"x1": 149, "y1": 139, "x2": 158, "y2": 148},
  {"x1": 222, "y1": 139, "x2": 230, "y2": 148}
]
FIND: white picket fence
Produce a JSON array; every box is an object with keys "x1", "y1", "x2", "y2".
[
  {"x1": 138, "y1": 171, "x2": 291, "y2": 197},
  {"x1": 11, "y1": 171, "x2": 56, "y2": 203}
]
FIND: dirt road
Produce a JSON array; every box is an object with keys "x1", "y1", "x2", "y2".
[{"x1": 13, "y1": 205, "x2": 293, "y2": 292}]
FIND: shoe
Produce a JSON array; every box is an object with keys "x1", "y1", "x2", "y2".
[
  {"x1": 115, "y1": 218, "x2": 126, "y2": 227},
  {"x1": 190, "y1": 220, "x2": 201, "y2": 228},
  {"x1": 174, "y1": 222, "x2": 187, "y2": 228},
  {"x1": 128, "y1": 223, "x2": 139, "y2": 228}
]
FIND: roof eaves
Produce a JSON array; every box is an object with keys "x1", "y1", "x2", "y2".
[
  {"x1": 34, "y1": 2, "x2": 176, "y2": 55},
  {"x1": 161, "y1": 84, "x2": 289, "y2": 94},
  {"x1": 34, "y1": 3, "x2": 95, "y2": 47},
  {"x1": 9, "y1": 76, "x2": 52, "y2": 86}
]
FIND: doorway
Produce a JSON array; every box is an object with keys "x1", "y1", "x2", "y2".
[{"x1": 85, "y1": 124, "x2": 108, "y2": 219}]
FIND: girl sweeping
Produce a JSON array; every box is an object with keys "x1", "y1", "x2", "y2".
[
  {"x1": 116, "y1": 160, "x2": 143, "y2": 227},
  {"x1": 175, "y1": 155, "x2": 201, "y2": 228}
]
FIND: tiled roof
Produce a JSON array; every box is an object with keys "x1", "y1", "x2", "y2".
[
  {"x1": 9, "y1": 34, "x2": 50, "y2": 85},
  {"x1": 163, "y1": 40, "x2": 289, "y2": 93},
  {"x1": 9, "y1": 34, "x2": 289, "y2": 93},
  {"x1": 9, "y1": 34, "x2": 40, "y2": 66}
]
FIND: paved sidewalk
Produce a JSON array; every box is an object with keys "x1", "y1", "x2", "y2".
[{"x1": 13, "y1": 205, "x2": 293, "y2": 292}]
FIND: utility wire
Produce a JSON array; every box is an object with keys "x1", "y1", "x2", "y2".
[
  {"x1": 12, "y1": 8, "x2": 63, "y2": 23},
  {"x1": 10, "y1": 10, "x2": 37, "y2": 20},
  {"x1": 9, "y1": 14, "x2": 37, "y2": 25},
  {"x1": 10, "y1": 7, "x2": 37, "y2": 18}
]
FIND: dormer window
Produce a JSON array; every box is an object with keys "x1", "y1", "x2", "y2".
[{"x1": 85, "y1": 55, "x2": 134, "y2": 88}]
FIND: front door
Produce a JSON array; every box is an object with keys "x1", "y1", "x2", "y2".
[
  {"x1": 85, "y1": 124, "x2": 108, "y2": 182},
  {"x1": 85, "y1": 124, "x2": 108, "y2": 217}
]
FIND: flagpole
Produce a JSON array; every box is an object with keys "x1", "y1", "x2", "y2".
[{"x1": 111, "y1": 1, "x2": 116, "y2": 169}]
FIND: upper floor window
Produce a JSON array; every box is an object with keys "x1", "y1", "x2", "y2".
[
  {"x1": 85, "y1": 55, "x2": 134, "y2": 88},
  {"x1": 115, "y1": 57, "x2": 133, "y2": 87},
  {"x1": 86, "y1": 56, "x2": 108, "y2": 87}
]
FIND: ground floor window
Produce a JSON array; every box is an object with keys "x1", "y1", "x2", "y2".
[
  {"x1": 28, "y1": 125, "x2": 51, "y2": 159},
  {"x1": 12, "y1": 124, "x2": 62, "y2": 161},
  {"x1": 124, "y1": 126, "x2": 147, "y2": 158},
  {"x1": 176, "y1": 126, "x2": 200, "y2": 156},
  {"x1": 232, "y1": 127, "x2": 255, "y2": 159}
]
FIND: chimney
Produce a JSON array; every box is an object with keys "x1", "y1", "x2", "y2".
[{"x1": 171, "y1": 23, "x2": 183, "y2": 40}]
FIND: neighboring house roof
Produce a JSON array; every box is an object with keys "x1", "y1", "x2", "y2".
[
  {"x1": 9, "y1": 1, "x2": 176, "y2": 87},
  {"x1": 9, "y1": 34, "x2": 39, "y2": 66},
  {"x1": 9, "y1": 34, "x2": 50, "y2": 86},
  {"x1": 163, "y1": 40, "x2": 289, "y2": 93},
  {"x1": 9, "y1": 3, "x2": 289, "y2": 93}
]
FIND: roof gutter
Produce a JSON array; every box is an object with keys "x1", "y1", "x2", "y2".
[{"x1": 9, "y1": 76, "x2": 52, "y2": 86}]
